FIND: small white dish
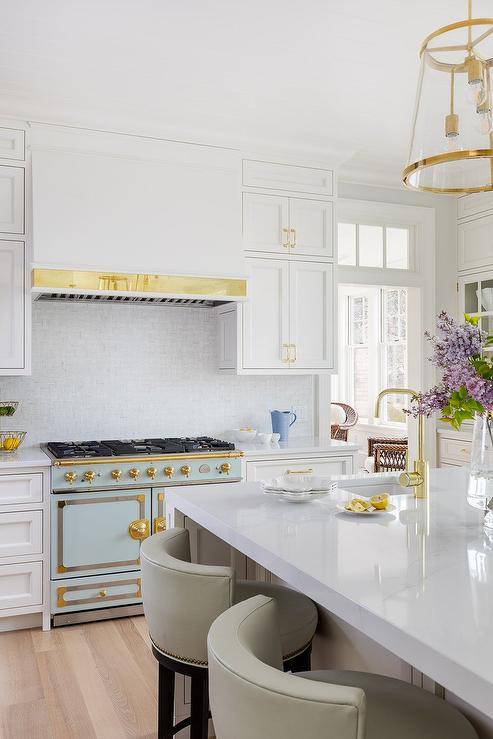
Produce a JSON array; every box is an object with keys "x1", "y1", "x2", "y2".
[
  {"x1": 256, "y1": 432, "x2": 274, "y2": 445},
  {"x1": 336, "y1": 502, "x2": 396, "y2": 516},
  {"x1": 264, "y1": 489, "x2": 331, "y2": 503}
]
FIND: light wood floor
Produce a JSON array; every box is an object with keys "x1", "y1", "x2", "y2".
[{"x1": 0, "y1": 617, "x2": 159, "y2": 739}]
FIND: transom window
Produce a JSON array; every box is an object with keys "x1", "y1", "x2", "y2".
[{"x1": 338, "y1": 222, "x2": 410, "y2": 270}]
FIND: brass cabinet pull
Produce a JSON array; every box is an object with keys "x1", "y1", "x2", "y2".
[
  {"x1": 290, "y1": 228, "x2": 297, "y2": 248},
  {"x1": 282, "y1": 343, "x2": 290, "y2": 363},
  {"x1": 282, "y1": 228, "x2": 290, "y2": 249},
  {"x1": 98, "y1": 589, "x2": 108, "y2": 598},
  {"x1": 154, "y1": 516, "x2": 166, "y2": 534},
  {"x1": 286, "y1": 468, "x2": 314, "y2": 474},
  {"x1": 128, "y1": 518, "x2": 150, "y2": 541},
  {"x1": 289, "y1": 343, "x2": 297, "y2": 363}
]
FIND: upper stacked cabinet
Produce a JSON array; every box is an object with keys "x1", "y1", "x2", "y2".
[
  {"x1": 457, "y1": 192, "x2": 493, "y2": 338},
  {"x1": 0, "y1": 123, "x2": 30, "y2": 376},
  {"x1": 217, "y1": 160, "x2": 336, "y2": 374}
]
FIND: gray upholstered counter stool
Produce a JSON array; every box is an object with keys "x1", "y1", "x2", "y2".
[
  {"x1": 208, "y1": 595, "x2": 479, "y2": 739},
  {"x1": 140, "y1": 528, "x2": 318, "y2": 739}
]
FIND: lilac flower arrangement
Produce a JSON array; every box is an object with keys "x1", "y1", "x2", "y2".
[{"x1": 408, "y1": 311, "x2": 493, "y2": 429}]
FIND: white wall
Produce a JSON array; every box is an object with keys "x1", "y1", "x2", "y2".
[{"x1": 0, "y1": 301, "x2": 314, "y2": 445}]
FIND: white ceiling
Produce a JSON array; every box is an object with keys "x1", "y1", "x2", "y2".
[{"x1": 0, "y1": 0, "x2": 488, "y2": 185}]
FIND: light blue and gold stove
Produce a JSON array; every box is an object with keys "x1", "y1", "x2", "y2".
[{"x1": 45, "y1": 437, "x2": 243, "y2": 626}]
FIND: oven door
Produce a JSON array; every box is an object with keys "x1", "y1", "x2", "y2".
[{"x1": 51, "y1": 488, "x2": 151, "y2": 579}]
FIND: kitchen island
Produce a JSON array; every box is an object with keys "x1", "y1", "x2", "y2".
[{"x1": 166, "y1": 468, "x2": 493, "y2": 735}]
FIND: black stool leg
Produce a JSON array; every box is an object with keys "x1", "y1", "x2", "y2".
[
  {"x1": 190, "y1": 669, "x2": 209, "y2": 739},
  {"x1": 283, "y1": 644, "x2": 312, "y2": 673},
  {"x1": 158, "y1": 662, "x2": 175, "y2": 739}
]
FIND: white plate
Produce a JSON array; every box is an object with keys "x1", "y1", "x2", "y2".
[
  {"x1": 336, "y1": 502, "x2": 396, "y2": 516},
  {"x1": 261, "y1": 478, "x2": 337, "y2": 495},
  {"x1": 264, "y1": 489, "x2": 331, "y2": 503}
]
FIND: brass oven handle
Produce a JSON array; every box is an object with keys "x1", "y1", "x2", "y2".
[
  {"x1": 128, "y1": 518, "x2": 150, "y2": 541},
  {"x1": 286, "y1": 468, "x2": 314, "y2": 474},
  {"x1": 154, "y1": 516, "x2": 166, "y2": 534}
]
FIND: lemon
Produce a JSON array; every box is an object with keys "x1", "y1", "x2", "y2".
[
  {"x1": 346, "y1": 497, "x2": 371, "y2": 512},
  {"x1": 370, "y1": 493, "x2": 390, "y2": 510}
]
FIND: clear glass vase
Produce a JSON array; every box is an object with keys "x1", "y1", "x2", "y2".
[{"x1": 469, "y1": 413, "x2": 493, "y2": 530}]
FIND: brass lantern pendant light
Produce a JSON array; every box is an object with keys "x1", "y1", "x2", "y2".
[{"x1": 403, "y1": 1, "x2": 493, "y2": 193}]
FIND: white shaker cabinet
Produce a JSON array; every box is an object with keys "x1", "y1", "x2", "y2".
[
  {"x1": 243, "y1": 192, "x2": 333, "y2": 259},
  {"x1": 218, "y1": 256, "x2": 335, "y2": 373},
  {"x1": 0, "y1": 240, "x2": 27, "y2": 373},
  {"x1": 458, "y1": 213, "x2": 493, "y2": 272},
  {"x1": 289, "y1": 260, "x2": 334, "y2": 369},
  {"x1": 242, "y1": 258, "x2": 290, "y2": 369},
  {"x1": 0, "y1": 166, "x2": 24, "y2": 234}
]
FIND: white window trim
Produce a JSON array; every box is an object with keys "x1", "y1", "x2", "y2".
[
  {"x1": 336, "y1": 285, "x2": 408, "y2": 428},
  {"x1": 338, "y1": 221, "x2": 415, "y2": 272},
  {"x1": 316, "y1": 198, "x2": 436, "y2": 466}
]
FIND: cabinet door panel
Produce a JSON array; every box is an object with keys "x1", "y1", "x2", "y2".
[
  {"x1": 242, "y1": 193, "x2": 289, "y2": 254},
  {"x1": 458, "y1": 215, "x2": 493, "y2": 271},
  {"x1": 289, "y1": 261, "x2": 334, "y2": 369},
  {"x1": 0, "y1": 240, "x2": 25, "y2": 370},
  {"x1": 0, "y1": 128, "x2": 25, "y2": 161},
  {"x1": 0, "y1": 166, "x2": 24, "y2": 233},
  {"x1": 289, "y1": 198, "x2": 333, "y2": 258},
  {"x1": 242, "y1": 258, "x2": 289, "y2": 369},
  {"x1": 245, "y1": 456, "x2": 352, "y2": 481}
]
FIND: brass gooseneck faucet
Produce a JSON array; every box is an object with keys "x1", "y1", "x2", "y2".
[{"x1": 374, "y1": 388, "x2": 429, "y2": 499}]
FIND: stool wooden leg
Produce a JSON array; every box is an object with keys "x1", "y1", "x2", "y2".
[
  {"x1": 190, "y1": 669, "x2": 209, "y2": 739},
  {"x1": 158, "y1": 663, "x2": 175, "y2": 739}
]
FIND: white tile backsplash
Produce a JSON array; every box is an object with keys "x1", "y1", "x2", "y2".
[{"x1": 0, "y1": 302, "x2": 314, "y2": 445}]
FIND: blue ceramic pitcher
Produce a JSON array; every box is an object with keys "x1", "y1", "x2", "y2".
[{"x1": 270, "y1": 409, "x2": 297, "y2": 443}]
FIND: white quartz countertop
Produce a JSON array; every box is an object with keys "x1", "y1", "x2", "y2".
[
  {"x1": 166, "y1": 469, "x2": 493, "y2": 718},
  {"x1": 0, "y1": 447, "x2": 51, "y2": 469},
  {"x1": 238, "y1": 437, "x2": 359, "y2": 458}
]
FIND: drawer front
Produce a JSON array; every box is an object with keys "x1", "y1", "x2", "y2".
[
  {"x1": 458, "y1": 192, "x2": 493, "y2": 220},
  {"x1": 51, "y1": 488, "x2": 151, "y2": 579},
  {"x1": 245, "y1": 456, "x2": 353, "y2": 481},
  {"x1": 243, "y1": 160, "x2": 334, "y2": 196},
  {"x1": 0, "y1": 510, "x2": 42, "y2": 558},
  {"x1": 0, "y1": 561, "x2": 42, "y2": 610},
  {"x1": 0, "y1": 473, "x2": 43, "y2": 506},
  {"x1": 52, "y1": 571, "x2": 142, "y2": 614},
  {"x1": 0, "y1": 128, "x2": 25, "y2": 161},
  {"x1": 438, "y1": 437, "x2": 471, "y2": 464}
]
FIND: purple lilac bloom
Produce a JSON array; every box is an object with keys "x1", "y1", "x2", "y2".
[
  {"x1": 425, "y1": 311, "x2": 485, "y2": 368},
  {"x1": 406, "y1": 386, "x2": 451, "y2": 418}
]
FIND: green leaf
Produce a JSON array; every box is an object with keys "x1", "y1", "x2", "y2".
[{"x1": 465, "y1": 313, "x2": 481, "y2": 326}]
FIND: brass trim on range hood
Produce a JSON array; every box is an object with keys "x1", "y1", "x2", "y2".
[{"x1": 32, "y1": 269, "x2": 247, "y2": 300}]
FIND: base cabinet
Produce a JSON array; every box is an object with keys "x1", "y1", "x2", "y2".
[{"x1": 245, "y1": 455, "x2": 353, "y2": 481}]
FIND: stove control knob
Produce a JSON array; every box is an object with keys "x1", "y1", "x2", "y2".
[
  {"x1": 83, "y1": 470, "x2": 96, "y2": 484},
  {"x1": 180, "y1": 465, "x2": 192, "y2": 477},
  {"x1": 111, "y1": 469, "x2": 122, "y2": 481},
  {"x1": 129, "y1": 468, "x2": 141, "y2": 480},
  {"x1": 146, "y1": 466, "x2": 158, "y2": 479},
  {"x1": 64, "y1": 471, "x2": 77, "y2": 484},
  {"x1": 219, "y1": 462, "x2": 232, "y2": 475},
  {"x1": 164, "y1": 466, "x2": 175, "y2": 479}
]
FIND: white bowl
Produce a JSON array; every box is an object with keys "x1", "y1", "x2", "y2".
[
  {"x1": 234, "y1": 428, "x2": 257, "y2": 443},
  {"x1": 269, "y1": 475, "x2": 336, "y2": 494},
  {"x1": 256, "y1": 432, "x2": 273, "y2": 445}
]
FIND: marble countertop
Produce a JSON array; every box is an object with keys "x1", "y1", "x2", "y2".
[
  {"x1": 166, "y1": 468, "x2": 493, "y2": 718},
  {"x1": 238, "y1": 437, "x2": 360, "y2": 458},
  {"x1": 0, "y1": 447, "x2": 51, "y2": 469}
]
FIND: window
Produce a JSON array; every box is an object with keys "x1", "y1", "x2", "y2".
[
  {"x1": 338, "y1": 222, "x2": 410, "y2": 270},
  {"x1": 334, "y1": 286, "x2": 408, "y2": 425}
]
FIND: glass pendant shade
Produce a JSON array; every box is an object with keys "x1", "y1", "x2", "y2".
[{"x1": 404, "y1": 11, "x2": 493, "y2": 193}]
